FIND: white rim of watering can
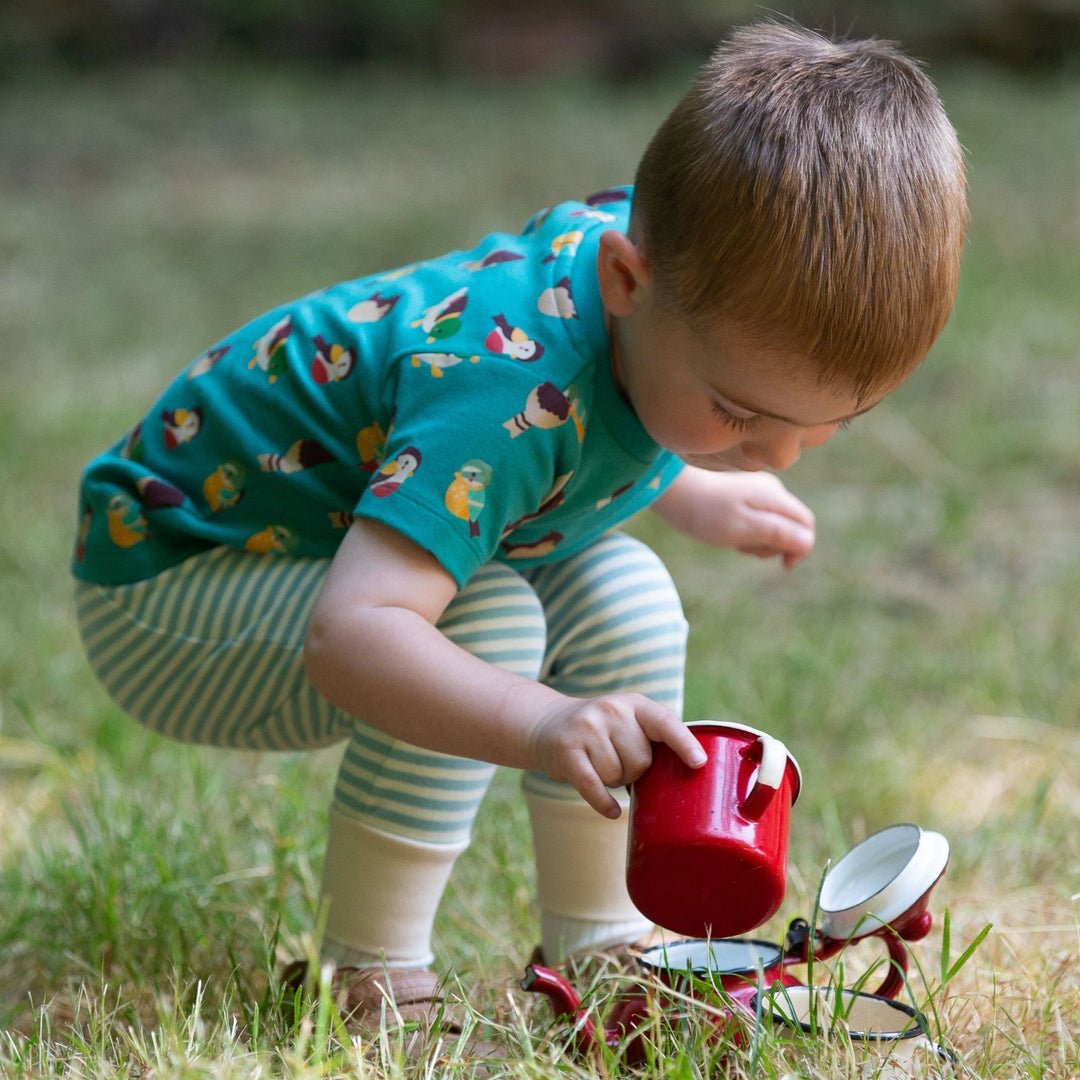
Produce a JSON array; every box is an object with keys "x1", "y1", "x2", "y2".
[
  {"x1": 755, "y1": 985, "x2": 928, "y2": 1042},
  {"x1": 636, "y1": 936, "x2": 784, "y2": 977},
  {"x1": 818, "y1": 825, "x2": 950, "y2": 941},
  {"x1": 684, "y1": 720, "x2": 802, "y2": 803}
]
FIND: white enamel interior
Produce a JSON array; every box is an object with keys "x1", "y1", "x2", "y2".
[
  {"x1": 637, "y1": 937, "x2": 782, "y2": 976},
  {"x1": 764, "y1": 985, "x2": 924, "y2": 1040},
  {"x1": 822, "y1": 825, "x2": 921, "y2": 910},
  {"x1": 819, "y1": 825, "x2": 949, "y2": 940}
]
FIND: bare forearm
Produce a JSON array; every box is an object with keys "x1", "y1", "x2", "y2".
[
  {"x1": 304, "y1": 603, "x2": 562, "y2": 769},
  {"x1": 304, "y1": 517, "x2": 706, "y2": 817},
  {"x1": 650, "y1": 467, "x2": 701, "y2": 535}
]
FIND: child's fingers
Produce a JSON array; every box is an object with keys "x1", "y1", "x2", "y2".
[
  {"x1": 747, "y1": 476, "x2": 816, "y2": 528},
  {"x1": 762, "y1": 515, "x2": 815, "y2": 552},
  {"x1": 736, "y1": 514, "x2": 815, "y2": 564},
  {"x1": 771, "y1": 491, "x2": 816, "y2": 530},
  {"x1": 638, "y1": 707, "x2": 707, "y2": 770},
  {"x1": 782, "y1": 545, "x2": 811, "y2": 569},
  {"x1": 568, "y1": 756, "x2": 624, "y2": 818}
]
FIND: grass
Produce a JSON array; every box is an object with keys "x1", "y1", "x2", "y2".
[{"x1": 1, "y1": 53, "x2": 1078, "y2": 1076}]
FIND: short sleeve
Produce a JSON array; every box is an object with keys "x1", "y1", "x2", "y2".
[{"x1": 353, "y1": 351, "x2": 574, "y2": 587}]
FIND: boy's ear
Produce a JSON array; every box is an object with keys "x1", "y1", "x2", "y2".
[{"x1": 596, "y1": 231, "x2": 650, "y2": 318}]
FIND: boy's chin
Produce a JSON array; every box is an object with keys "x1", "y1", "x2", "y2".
[{"x1": 678, "y1": 453, "x2": 761, "y2": 473}]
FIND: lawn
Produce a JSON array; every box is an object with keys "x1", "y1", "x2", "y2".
[{"x1": 0, "y1": 54, "x2": 1078, "y2": 1077}]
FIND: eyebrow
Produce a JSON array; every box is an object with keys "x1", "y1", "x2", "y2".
[{"x1": 716, "y1": 389, "x2": 881, "y2": 428}]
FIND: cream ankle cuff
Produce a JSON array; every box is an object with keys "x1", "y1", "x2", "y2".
[
  {"x1": 319, "y1": 808, "x2": 467, "y2": 968},
  {"x1": 526, "y1": 790, "x2": 644, "y2": 922}
]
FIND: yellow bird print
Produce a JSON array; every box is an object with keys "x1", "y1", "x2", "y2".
[
  {"x1": 445, "y1": 460, "x2": 493, "y2": 538},
  {"x1": 106, "y1": 493, "x2": 149, "y2": 548}
]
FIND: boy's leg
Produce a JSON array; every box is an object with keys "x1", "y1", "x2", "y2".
[
  {"x1": 520, "y1": 531, "x2": 688, "y2": 962},
  {"x1": 74, "y1": 548, "x2": 348, "y2": 751},
  {"x1": 76, "y1": 548, "x2": 547, "y2": 971},
  {"x1": 319, "y1": 559, "x2": 547, "y2": 968}
]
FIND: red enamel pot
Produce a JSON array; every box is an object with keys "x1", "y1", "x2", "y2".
[{"x1": 626, "y1": 721, "x2": 802, "y2": 939}]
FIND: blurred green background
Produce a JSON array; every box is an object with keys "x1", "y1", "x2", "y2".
[
  {"x1": 0, "y1": 0, "x2": 1078, "y2": 1068},
  {"x1": 3, "y1": 0, "x2": 1079, "y2": 76}
]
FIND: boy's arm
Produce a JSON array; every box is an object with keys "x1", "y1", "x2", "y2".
[
  {"x1": 303, "y1": 517, "x2": 705, "y2": 818},
  {"x1": 651, "y1": 465, "x2": 816, "y2": 569}
]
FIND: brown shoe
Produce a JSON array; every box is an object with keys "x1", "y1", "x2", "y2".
[{"x1": 280, "y1": 960, "x2": 504, "y2": 1060}]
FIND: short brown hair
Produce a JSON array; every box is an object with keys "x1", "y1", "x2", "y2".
[{"x1": 632, "y1": 22, "x2": 968, "y2": 399}]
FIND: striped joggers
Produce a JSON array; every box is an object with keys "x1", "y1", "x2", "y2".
[{"x1": 75, "y1": 530, "x2": 688, "y2": 966}]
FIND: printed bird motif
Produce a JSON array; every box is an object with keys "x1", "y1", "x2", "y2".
[
  {"x1": 503, "y1": 382, "x2": 583, "y2": 436},
  {"x1": 444, "y1": 459, "x2": 493, "y2": 538},
  {"x1": 409, "y1": 352, "x2": 480, "y2": 378},
  {"x1": 503, "y1": 382, "x2": 571, "y2": 438},
  {"x1": 541, "y1": 231, "x2": 585, "y2": 264},
  {"x1": 460, "y1": 249, "x2": 525, "y2": 272},
  {"x1": 569, "y1": 208, "x2": 617, "y2": 223},
  {"x1": 310, "y1": 335, "x2": 356, "y2": 384},
  {"x1": 257, "y1": 439, "x2": 337, "y2": 474},
  {"x1": 203, "y1": 461, "x2": 246, "y2": 511},
  {"x1": 244, "y1": 524, "x2": 299, "y2": 555},
  {"x1": 411, "y1": 287, "x2": 469, "y2": 343},
  {"x1": 135, "y1": 476, "x2": 186, "y2": 509},
  {"x1": 107, "y1": 493, "x2": 149, "y2": 548},
  {"x1": 75, "y1": 506, "x2": 93, "y2": 563},
  {"x1": 346, "y1": 290, "x2": 400, "y2": 323},
  {"x1": 595, "y1": 482, "x2": 633, "y2": 510},
  {"x1": 565, "y1": 382, "x2": 586, "y2": 441},
  {"x1": 501, "y1": 531, "x2": 563, "y2": 559},
  {"x1": 586, "y1": 188, "x2": 630, "y2": 207},
  {"x1": 537, "y1": 278, "x2": 577, "y2": 319},
  {"x1": 161, "y1": 407, "x2": 203, "y2": 449},
  {"x1": 120, "y1": 420, "x2": 144, "y2": 462},
  {"x1": 187, "y1": 344, "x2": 230, "y2": 379},
  {"x1": 356, "y1": 420, "x2": 388, "y2": 472},
  {"x1": 485, "y1": 315, "x2": 544, "y2": 361},
  {"x1": 369, "y1": 447, "x2": 421, "y2": 498},
  {"x1": 501, "y1": 473, "x2": 573, "y2": 535},
  {"x1": 524, "y1": 207, "x2": 554, "y2": 235},
  {"x1": 248, "y1": 314, "x2": 292, "y2": 384}
]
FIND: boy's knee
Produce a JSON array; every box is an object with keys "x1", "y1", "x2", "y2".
[
  {"x1": 567, "y1": 532, "x2": 686, "y2": 623},
  {"x1": 437, "y1": 561, "x2": 547, "y2": 679},
  {"x1": 531, "y1": 532, "x2": 688, "y2": 682}
]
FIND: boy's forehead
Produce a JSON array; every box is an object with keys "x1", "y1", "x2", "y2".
[{"x1": 696, "y1": 319, "x2": 888, "y2": 425}]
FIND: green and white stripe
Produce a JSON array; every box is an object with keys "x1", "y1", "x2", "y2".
[{"x1": 75, "y1": 531, "x2": 687, "y2": 844}]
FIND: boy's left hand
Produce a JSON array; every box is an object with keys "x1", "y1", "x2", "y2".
[{"x1": 651, "y1": 466, "x2": 816, "y2": 568}]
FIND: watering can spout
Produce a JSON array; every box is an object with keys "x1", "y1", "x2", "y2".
[
  {"x1": 521, "y1": 964, "x2": 615, "y2": 1053},
  {"x1": 520, "y1": 964, "x2": 580, "y2": 1013}
]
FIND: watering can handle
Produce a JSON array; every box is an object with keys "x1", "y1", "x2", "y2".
[{"x1": 738, "y1": 733, "x2": 788, "y2": 821}]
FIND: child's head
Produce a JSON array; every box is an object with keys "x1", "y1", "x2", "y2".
[{"x1": 630, "y1": 21, "x2": 968, "y2": 402}]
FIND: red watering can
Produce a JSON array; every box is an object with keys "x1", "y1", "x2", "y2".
[{"x1": 523, "y1": 823, "x2": 949, "y2": 1065}]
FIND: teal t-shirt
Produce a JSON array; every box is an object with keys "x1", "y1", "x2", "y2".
[{"x1": 73, "y1": 187, "x2": 684, "y2": 588}]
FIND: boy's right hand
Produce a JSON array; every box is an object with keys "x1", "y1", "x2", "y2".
[{"x1": 528, "y1": 694, "x2": 707, "y2": 818}]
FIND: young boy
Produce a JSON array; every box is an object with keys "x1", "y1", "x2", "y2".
[{"x1": 72, "y1": 21, "x2": 966, "y2": 1041}]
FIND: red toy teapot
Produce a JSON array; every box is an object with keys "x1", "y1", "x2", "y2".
[{"x1": 523, "y1": 823, "x2": 949, "y2": 1064}]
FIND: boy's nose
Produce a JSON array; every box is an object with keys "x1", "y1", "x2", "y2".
[{"x1": 743, "y1": 429, "x2": 803, "y2": 471}]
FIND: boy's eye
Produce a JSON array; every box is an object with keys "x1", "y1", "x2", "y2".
[{"x1": 711, "y1": 400, "x2": 762, "y2": 432}]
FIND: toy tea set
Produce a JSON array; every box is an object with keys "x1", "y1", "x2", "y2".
[{"x1": 522, "y1": 721, "x2": 952, "y2": 1065}]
